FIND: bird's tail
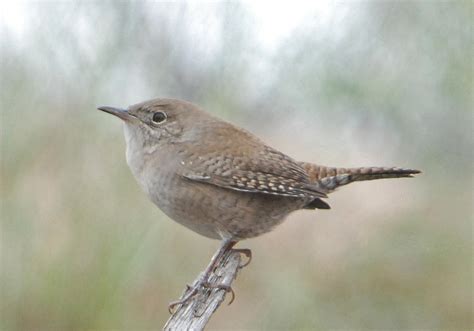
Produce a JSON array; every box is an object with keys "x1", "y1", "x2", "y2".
[{"x1": 300, "y1": 162, "x2": 421, "y2": 192}]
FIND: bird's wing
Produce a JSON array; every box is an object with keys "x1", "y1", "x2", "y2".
[{"x1": 178, "y1": 145, "x2": 327, "y2": 199}]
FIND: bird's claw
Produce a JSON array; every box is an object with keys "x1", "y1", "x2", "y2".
[
  {"x1": 232, "y1": 248, "x2": 252, "y2": 268},
  {"x1": 168, "y1": 280, "x2": 236, "y2": 314},
  {"x1": 203, "y1": 282, "x2": 236, "y2": 305}
]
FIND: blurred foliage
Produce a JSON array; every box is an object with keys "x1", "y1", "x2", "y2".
[{"x1": 1, "y1": 1, "x2": 472, "y2": 330}]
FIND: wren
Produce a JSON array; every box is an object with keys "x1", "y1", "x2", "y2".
[{"x1": 98, "y1": 98, "x2": 420, "y2": 311}]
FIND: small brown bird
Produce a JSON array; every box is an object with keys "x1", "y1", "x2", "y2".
[{"x1": 98, "y1": 98, "x2": 420, "y2": 311}]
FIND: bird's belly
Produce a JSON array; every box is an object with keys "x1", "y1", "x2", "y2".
[{"x1": 146, "y1": 171, "x2": 304, "y2": 240}]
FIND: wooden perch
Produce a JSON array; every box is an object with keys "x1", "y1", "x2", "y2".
[{"x1": 163, "y1": 249, "x2": 242, "y2": 331}]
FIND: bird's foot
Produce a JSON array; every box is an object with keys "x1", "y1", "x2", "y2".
[
  {"x1": 203, "y1": 281, "x2": 235, "y2": 305},
  {"x1": 167, "y1": 240, "x2": 248, "y2": 315},
  {"x1": 168, "y1": 278, "x2": 234, "y2": 314}
]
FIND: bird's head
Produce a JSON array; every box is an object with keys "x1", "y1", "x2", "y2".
[{"x1": 98, "y1": 98, "x2": 210, "y2": 145}]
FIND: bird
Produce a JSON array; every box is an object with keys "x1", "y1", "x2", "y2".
[{"x1": 98, "y1": 98, "x2": 420, "y2": 311}]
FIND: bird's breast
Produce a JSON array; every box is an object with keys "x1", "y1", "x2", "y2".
[{"x1": 123, "y1": 123, "x2": 154, "y2": 195}]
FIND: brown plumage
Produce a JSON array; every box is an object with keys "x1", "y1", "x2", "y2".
[
  {"x1": 98, "y1": 98, "x2": 421, "y2": 311},
  {"x1": 300, "y1": 163, "x2": 420, "y2": 209},
  {"x1": 99, "y1": 98, "x2": 421, "y2": 241}
]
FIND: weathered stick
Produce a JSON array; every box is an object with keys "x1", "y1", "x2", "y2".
[{"x1": 163, "y1": 249, "x2": 242, "y2": 331}]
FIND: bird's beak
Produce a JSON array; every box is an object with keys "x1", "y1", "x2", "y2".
[{"x1": 97, "y1": 106, "x2": 134, "y2": 121}]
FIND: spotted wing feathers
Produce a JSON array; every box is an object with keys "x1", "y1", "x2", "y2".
[
  {"x1": 179, "y1": 147, "x2": 327, "y2": 199},
  {"x1": 182, "y1": 170, "x2": 327, "y2": 198}
]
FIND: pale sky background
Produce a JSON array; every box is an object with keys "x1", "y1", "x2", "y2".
[{"x1": 1, "y1": 1, "x2": 343, "y2": 50}]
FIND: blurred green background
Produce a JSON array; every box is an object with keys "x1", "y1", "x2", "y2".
[{"x1": 1, "y1": 1, "x2": 472, "y2": 330}]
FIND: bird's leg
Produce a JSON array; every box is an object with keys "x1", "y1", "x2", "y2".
[{"x1": 168, "y1": 238, "x2": 237, "y2": 313}]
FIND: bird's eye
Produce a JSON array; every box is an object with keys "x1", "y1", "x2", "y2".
[{"x1": 152, "y1": 111, "x2": 167, "y2": 124}]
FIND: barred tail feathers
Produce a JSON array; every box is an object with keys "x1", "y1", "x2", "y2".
[{"x1": 300, "y1": 162, "x2": 421, "y2": 192}]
